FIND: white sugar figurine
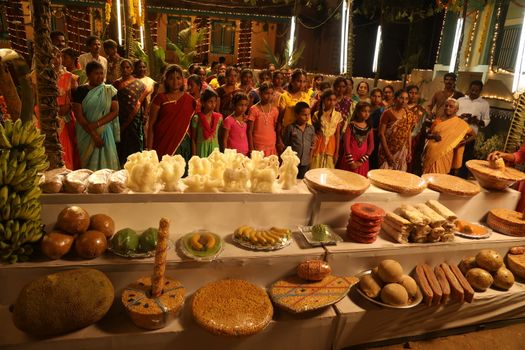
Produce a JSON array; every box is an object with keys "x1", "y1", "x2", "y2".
[
  {"x1": 249, "y1": 150, "x2": 279, "y2": 193},
  {"x1": 124, "y1": 150, "x2": 162, "y2": 192},
  {"x1": 278, "y1": 146, "x2": 300, "y2": 190},
  {"x1": 159, "y1": 155, "x2": 186, "y2": 192}
]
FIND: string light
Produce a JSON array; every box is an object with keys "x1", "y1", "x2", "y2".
[
  {"x1": 435, "y1": 9, "x2": 448, "y2": 64},
  {"x1": 489, "y1": 2, "x2": 502, "y2": 70},
  {"x1": 465, "y1": 10, "x2": 479, "y2": 66}
]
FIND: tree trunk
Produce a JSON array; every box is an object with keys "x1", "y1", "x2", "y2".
[{"x1": 31, "y1": 0, "x2": 64, "y2": 169}]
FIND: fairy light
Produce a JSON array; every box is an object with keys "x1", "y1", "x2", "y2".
[
  {"x1": 116, "y1": 0, "x2": 122, "y2": 45},
  {"x1": 489, "y1": 2, "x2": 502, "y2": 70},
  {"x1": 512, "y1": 9, "x2": 525, "y2": 92},
  {"x1": 449, "y1": 17, "x2": 463, "y2": 73},
  {"x1": 435, "y1": 10, "x2": 448, "y2": 64},
  {"x1": 465, "y1": 10, "x2": 479, "y2": 66},
  {"x1": 372, "y1": 25, "x2": 381, "y2": 73}
]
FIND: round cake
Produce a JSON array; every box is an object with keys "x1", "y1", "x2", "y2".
[
  {"x1": 368, "y1": 169, "x2": 426, "y2": 194},
  {"x1": 466, "y1": 160, "x2": 525, "y2": 190},
  {"x1": 304, "y1": 168, "x2": 370, "y2": 195},
  {"x1": 192, "y1": 279, "x2": 273, "y2": 336},
  {"x1": 487, "y1": 208, "x2": 525, "y2": 237},
  {"x1": 422, "y1": 173, "x2": 481, "y2": 196}
]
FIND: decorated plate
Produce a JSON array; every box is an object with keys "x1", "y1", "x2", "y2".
[
  {"x1": 269, "y1": 275, "x2": 358, "y2": 313},
  {"x1": 454, "y1": 220, "x2": 492, "y2": 239},
  {"x1": 108, "y1": 239, "x2": 174, "y2": 259},
  {"x1": 304, "y1": 168, "x2": 370, "y2": 195},
  {"x1": 368, "y1": 169, "x2": 426, "y2": 194},
  {"x1": 422, "y1": 173, "x2": 481, "y2": 197},
  {"x1": 180, "y1": 230, "x2": 223, "y2": 261},
  {"x1": 354, "y1": 270, "x2": 423, "y2": 309},
  {"x1": 232, "y1": 234, "x2": 292, "y2": 251},
  {"x1": 298, "y1": 225, "x2": 343, "y2": 246}
]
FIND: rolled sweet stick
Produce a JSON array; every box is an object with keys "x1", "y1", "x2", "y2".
[{"x1": 151, "y1": 218, "x2": 170, "y2": 298}]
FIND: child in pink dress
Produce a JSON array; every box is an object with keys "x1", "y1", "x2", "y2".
[
  {"x1": 222, "y1": 92, "x2": 249, "y2": 155},
  {"x1": 338, "y1": 102, "x2": 374, "y2": 176},
  {"x1": 489, "y1": 143, "x2": 525, "y2": 212},
  {"x1": 247, "y1": 82, "x2": 278, "y2": 156}
]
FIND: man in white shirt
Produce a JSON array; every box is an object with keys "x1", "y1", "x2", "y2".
[
  {"x1": 456, "y1": 80, "x2": 491, "y2": 178},
  {"x1": 78, "y1": 36, "x2": 108, "y2": 81}
]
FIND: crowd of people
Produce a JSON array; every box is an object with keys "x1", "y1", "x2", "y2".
[{"x1": 43, "y1": 32, "x2": 495, "y2": 182}]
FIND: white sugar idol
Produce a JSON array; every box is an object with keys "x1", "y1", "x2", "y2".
[
  {"x1": 159, "y1": 155, "x2": 186, "y2": 192},
  {"x1": 188, "y1": 156, "x2": 211, "y2": 177},
  {"x1": 278, "y1": 147, "x2": 300, "y2": 190},
  {"x1": 184, "y1": 156, "x2": 221, "y2": 192},
  {"x1": 249, "y1": 150, "x2": 278, "y2": 193},
  {"x1": 207, "y1": 148, "x2": 227, "y2": 187},
  {"x1": 124, "y1": 150, "x2": 162, "y2": 192},
  {"x1": 222, "y1": 149, "x2": 251, "y2": 192}
]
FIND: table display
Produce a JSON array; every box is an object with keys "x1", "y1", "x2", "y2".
[{"x1": 3, "y1": 162, "x2": 525, "y2": 350}]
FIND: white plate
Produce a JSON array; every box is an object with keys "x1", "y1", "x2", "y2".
[{"x1": 354, "y1": 270, "x2": 423, "y2": 309}]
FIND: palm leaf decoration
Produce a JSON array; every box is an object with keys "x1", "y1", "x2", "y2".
[
  {"x1": 505, "y1": 93, "x2": 525, "y2": 153},
  {"x1": 260, "y1": 39, "x2": 305, "y2": 69},
  {"x1": 167, "y1": 25, "x2": 206, "y2": 69}
]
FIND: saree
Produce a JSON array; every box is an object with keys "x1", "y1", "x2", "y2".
[
  {"x1": 76, "y1": 84, "x2": 120, "y2": 170},
  {"x1": 378, "y1": 108, "x2": 417, "y2": 171},
  {"x1": 57, "y1": 70, "x2": 80, "y2": 170},
  {"x1": 152, "y1": 92, "x2": 196, "y2": 160},
  {"x1": 115, "y1": 78, "x2": 146, "y2": 165},
  {"x1": 338, "y1": 123, "x2": 374, "y2": 176},
  {"x1": 422, "y1": 116, "x2": 471, "y2": 174}
]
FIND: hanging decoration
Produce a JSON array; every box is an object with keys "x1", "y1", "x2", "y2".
[
  {"x1": 489, "y1": 1, "x2": 503, "y2": 70},
  {"x1": 464, "y1": 10, "x2": 479, "y2": 66},
  {"x1": 105, "y1": 0, "x2": 112, "y2": 25},
  {"x1": 129, "y1": 0, "x2": 136, "y2": 25},
  {"x1": 478, "y1": 3, "x2": 492, "y2": 55}
]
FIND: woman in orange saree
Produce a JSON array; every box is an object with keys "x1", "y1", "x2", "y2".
[{"x1": 423, "y1": 98, "x2": 475, "y2": 174}]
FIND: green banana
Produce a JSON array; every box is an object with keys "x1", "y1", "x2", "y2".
[
  {"x1": 0, "y1": 124, "x2": 12, "y2": 148},
  {"x1": 0, "y1": 186, "x2": 8, "y2": 206}
]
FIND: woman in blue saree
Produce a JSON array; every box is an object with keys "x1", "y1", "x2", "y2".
[{"x1": 72, "y1": 61, "x2": 120, "y2": 170}]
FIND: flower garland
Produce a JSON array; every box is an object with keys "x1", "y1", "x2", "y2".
[
  {"x1": 0, "y1": 96, "x2": 9, "y2": 122},
  {"x1": 105, "y1": 0, "x2": 112, "y2": 25}
]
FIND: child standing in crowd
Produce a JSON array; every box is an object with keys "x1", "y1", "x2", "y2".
[
  {"x1": 338, "y1": 102, "x2": 374, "y2": 176},
  {"x1": 223, "y1": 92, "x2": 249, "y2": 155},
  {"x1": 191, "y1": 89, "x2": 222, "y2": 157},
  {"x1": 310, "y1": 89, "x2": 342, "y2": 169},
  {"x1": 247, "y1": 83, "x2": 278, "y2": 156},
  {"x1": 283, "y1": 102, "x2": 315, "y2": 178}
]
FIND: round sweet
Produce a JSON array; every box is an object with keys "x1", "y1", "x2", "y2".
[
  {"x1": 351, "y1": 203, "x2": 385, "y2": 221},
  {"x1": 487, "y1": 209, "x2": 525, "y2": 237},
  {"x1": 368, "y1": 169, "x2": 426, "y2": 194},
  {"x1": 192, "y1": 279, "x2": 273, "y2": 336},
  {"x1": 493, "y1": 267, "x2": 515, "y2": 290},
  {"x1": 348, "y1": 219, "x2": 382, "y2": 233},
  {"x1": 349, "y1": 214, "x2": 383, "y2": 227},
  {"x1": 466, "y1": 268, "x2": 494, "y2": 292},
  {"x1": 475, "y1": 249, "x2": 504, "y2": 272},
  {"x1": 89, "y1": 214, "x2": 115, "y2": 238},
  {"x1": 41, "y1": 231, "x2": 74, "y2": 260},
  {"x1": 377, "y1": 260, "x2": 404, "y2": 283},
  {"x1": 297, "y1": 260, "x2": 332, "y2": 281},
  {"x1": 347, "y1": 231, "x2": 378, "y2": 244},
  {"x1": 122, "y1": 276, "x2": 185, "y2": 330},
  {"x1": 75, "y1": 230, "x2": 107, "y2": 259},
  {"x1": 422, "y1": 173, "x2": 480, "y2": 196},
  {"x1": 56, "y1": 206, "x2": 90, "y2": 235},
  {"x1": 399, "y1": 275, "x2": 418, "y2": 298},
  {"x1": 380, "y1": 283, "x2": 409, "y2": 306}
]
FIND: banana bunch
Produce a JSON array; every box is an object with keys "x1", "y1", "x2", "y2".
[
  {"x1": 234, "y1": 225, "x2": 291, "y2": 247},
  {"x1": 0, "y1": 119, "x2": 47, "y2": 263}
]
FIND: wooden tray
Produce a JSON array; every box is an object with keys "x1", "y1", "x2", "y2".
[
  {"x1": 367, "y1": 169, "x2": 426, "y2": 194},
  {"x1": 304, "y1": 168, "x2": 370, "y2": 195},
  {"x1": 422, "y1": 173, "x2": 481, "y2": 196},
  {"x1": 269, "y1": 275, "x2": 358, "y2": 314}
]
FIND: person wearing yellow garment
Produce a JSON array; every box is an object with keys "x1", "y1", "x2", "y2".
[{"x1": 276, "y1": 69, "x2": 310, "y2": 154}]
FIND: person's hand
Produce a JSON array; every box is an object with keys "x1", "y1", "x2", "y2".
[
  {"x1": 460, "y1": 113, "x2": 472, "y2": 121},
  {"x1": 92, "y1": 133, "x2": 104, "y2": 148},
  {"x1": 88, "y1": 121, "x2": 99, "y2": 131},
  {"x1": 349, "y1": 161, "x2": 360, "y2": 170}
]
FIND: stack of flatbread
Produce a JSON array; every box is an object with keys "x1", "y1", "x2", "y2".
[{"x1": 382, "y1": 200, "x2": 457, "y2": 244}]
